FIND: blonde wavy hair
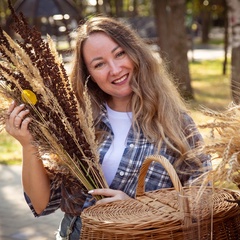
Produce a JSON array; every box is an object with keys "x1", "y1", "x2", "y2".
[{"x1": 70, "y1": 16, "x2": 192, "y2": 161}]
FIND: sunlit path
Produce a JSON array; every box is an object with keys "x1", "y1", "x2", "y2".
[{"x1": 0, "y1": 165, "x2": 63, "y2": 240}]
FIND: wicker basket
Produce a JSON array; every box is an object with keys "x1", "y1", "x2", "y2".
[{"x1": 80, "y1": 155, "x2": 240, "y2": 239}]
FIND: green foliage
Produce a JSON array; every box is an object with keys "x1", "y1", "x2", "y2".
[
  {"x1": 0, "y1": 130, "x2": 22, "y2": 164},
  {"x1": 187, "y1": 0, "x2": 225, "y2": 15}
]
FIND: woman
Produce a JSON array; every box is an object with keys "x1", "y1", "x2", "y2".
[{"x1": 5, "y1": 16, "x2": 211, "y2": 239}]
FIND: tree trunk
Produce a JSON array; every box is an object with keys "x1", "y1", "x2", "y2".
[
  {"x1": 226, "y1": 0, "x2": 240, "y2": 104},
  {"x1": 153, "y1": 0, "x2": 193, "y2": 100},
  {"x1": 153, "y1": 0, "x2": 169, "y2": 54},
  {"x1": 223, "y1": 0, "x2": 229, "y2": 75},
  {"x1": 231, "y1": 46, "x2": 240, "y2": 103},
  {"x1": 103, "y1": 0, "x2": 112, "y2": 16},
  {"x1": 96, "y1": 0, "x2": 101, "y2": 13},
  {"x1": 201, "y1": 7, "x2": 211, "y2": 43},
  {"x1": 115, "y1": 0, "x2": 123, "y2": 17},
  {"x1": 132, "y1": 0, "x2": 138, "y2": 17}
]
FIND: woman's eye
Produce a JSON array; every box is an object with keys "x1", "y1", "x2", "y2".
[
  {"x1": 116, "y1": 51, "x2": 125, "y2": 58},
  {"x1": 94, "y1": 62, "x2": 104, "y2": 69}
]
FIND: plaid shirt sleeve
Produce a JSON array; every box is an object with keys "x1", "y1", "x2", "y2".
[{"x1": 24, "y1": 185, "x2": 61, "y2": 217}]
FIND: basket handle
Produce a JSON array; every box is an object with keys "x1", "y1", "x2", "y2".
[{"x1": 136, "y1": 155, "x2": 184, "y2": 197}]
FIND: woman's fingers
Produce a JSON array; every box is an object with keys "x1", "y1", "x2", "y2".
[
  {"x1": 6, "y1": 101, "x2": 16, "y2": 115},
  {"x1": 88, "y1": 188, "x2": 116, "y2": 197},
  {"x1": 14, "y1": 108, "x2": 30, "y2": 129},
  {"x1": 7, "y1": 103, "x2": 24, "y2": 127},
  {"x1": 21, "y1": 117, "x2": 32, "y2": 131},
  {"x1": 88, "y1": 188, "x2": 130, "y2": 205},
  {"x1": 6, "y1": 103, "x2": 30, "y2": 129},
  {"x1": 5, "y1": 102, "x2": 33, "y2": 146}
]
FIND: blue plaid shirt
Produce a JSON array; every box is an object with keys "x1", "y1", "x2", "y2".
[{"x1": 26, "y1": 107, "x2": 211, "y2": 217}]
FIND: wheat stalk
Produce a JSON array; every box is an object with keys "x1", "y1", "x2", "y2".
[
  {"x1": 0, "y1": 2, "x2": 108, "y2": 200},
  {"x1": 199, "y1": 105, "x2": 240, "y2": 189}
]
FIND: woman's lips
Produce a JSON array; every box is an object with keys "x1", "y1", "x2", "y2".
[{"x1": 112, "y1": 74, "x2": 128, "y2": 84}]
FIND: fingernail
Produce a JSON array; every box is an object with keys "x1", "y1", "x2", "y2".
[
  {"x1": 25, "y1": 117, "x2": 31, "y2": 122},
  {"x1": 20, "y1": 104, "x2": 25, "y2": 107},
  {"x1": 88, "y1": 190, "x2": 94, "y2": 194}
]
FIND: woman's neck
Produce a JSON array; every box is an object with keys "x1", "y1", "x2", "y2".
[{"x1": 107, "y1": 99, "x2": 131, "y2": 112}]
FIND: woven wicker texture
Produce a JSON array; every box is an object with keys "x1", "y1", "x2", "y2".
[{"x1": 80, "y1": 155, "x2": 240, "y2": 239}]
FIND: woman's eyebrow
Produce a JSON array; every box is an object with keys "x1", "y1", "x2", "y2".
[
  {"x1": 90, "y1": 45, "x2": 120, "y2": 64},
  {"x1": 90, "y1": 57, "x2": 102, "y2": 64},
  {"x1": 111, "y1": 45, "x2": 119, "y2": 53}
]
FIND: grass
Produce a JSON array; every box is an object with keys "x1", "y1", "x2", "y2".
[
  {"x1": 189, "y1": 58, "x2": 231, "y2": 129},
  {"x1": 195, "y1": 38, "x2": 225, "y2": 46},
  {"x1": 0, "y1": 130, "x2": 22, "y2": 165},
  {"x1": 188, "y1": 58, "x2": 231, "y2": 148},
  {"x1": 190, "y1": 58, "x2": 231, "y2": 111}
]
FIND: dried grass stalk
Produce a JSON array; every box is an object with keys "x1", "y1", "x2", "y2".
[
  {"x1": 199, "y1": 105, "x2": 240, "y2": 189},
  {"x1": 0, "y1": 2, "x2": 108, "y2": 199}
]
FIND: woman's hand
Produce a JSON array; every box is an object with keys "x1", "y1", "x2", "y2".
[
  {"x1": 88, "y1": 188, "x2": 131, "y2": 205},
  {"x1": 6, "y1": 102, "x2": 50, "y2": 214},
  {"x1": 5, "y1": 101, "x2": 33, "y2": 146}
]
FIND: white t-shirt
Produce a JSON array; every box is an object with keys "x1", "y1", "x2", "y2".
[{"x1": 102, "y1": 105, "x2": 132, "y2": 185}]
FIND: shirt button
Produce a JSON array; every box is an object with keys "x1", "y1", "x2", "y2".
[
  {"x1": 129, "y1": 144, "x2": 134, "y2": 148},
  {"x1": 119, "y1": 171, "x2": 124, "y2": 176}
]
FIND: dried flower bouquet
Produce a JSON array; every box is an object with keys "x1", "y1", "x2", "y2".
[{"x1": 0, "y1": 2, "x2": 108, "y2": 199}]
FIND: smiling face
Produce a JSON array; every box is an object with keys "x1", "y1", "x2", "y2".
[{"x1": 83, "y1": 32, "x2": 134, "y2": 112}]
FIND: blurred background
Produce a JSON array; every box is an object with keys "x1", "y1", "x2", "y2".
[
  {"x1": 0, "y1": 0, "x2": 240, "y2": 239},
  {"x1": 0, "y1": 0, "x2": 238, "y2": 101}
]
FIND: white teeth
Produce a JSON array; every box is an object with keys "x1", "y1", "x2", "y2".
[{"x1": 113, "y1": 75, "x2": 126, "y2": 83}]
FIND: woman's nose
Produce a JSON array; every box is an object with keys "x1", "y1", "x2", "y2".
[{"x1": 109, "y1": 61, "x2": 121, "y2": 75}]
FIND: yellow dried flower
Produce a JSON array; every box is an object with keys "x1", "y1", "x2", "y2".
[{"x1": 21, "y1": 89, "x2": 37, "y2": 105}]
